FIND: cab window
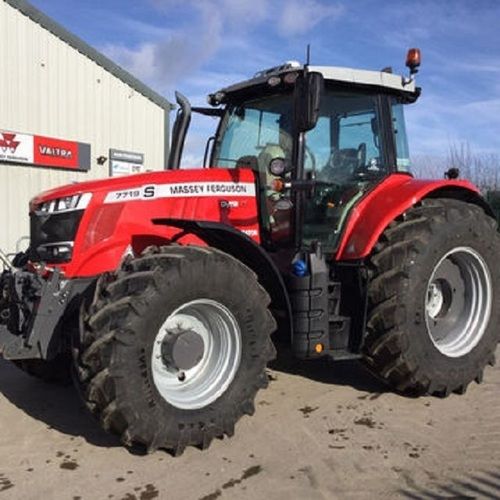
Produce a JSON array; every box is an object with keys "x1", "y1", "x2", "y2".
[
  {"x1": 392, "y1": 101, "x2": 411, "y2": 171},
  {"x1": 213, "y1": 94, "x2": 293, "y2": 171}
]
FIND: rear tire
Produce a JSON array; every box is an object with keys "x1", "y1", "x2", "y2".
[
  {"x1": 363, "y1": 198, "x2": 500, "y2": 397},
  {"x1": 74, "y1": 245, "x2": 276, "y2": 454}
]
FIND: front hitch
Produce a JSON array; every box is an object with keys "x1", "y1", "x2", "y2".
[{"x1": 0, "y1": 266, "x2": 94, "y2": 361}]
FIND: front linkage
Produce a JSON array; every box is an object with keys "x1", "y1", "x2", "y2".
[{"x1": 0, "y1": 249, "x2": 91, "y2": 361}]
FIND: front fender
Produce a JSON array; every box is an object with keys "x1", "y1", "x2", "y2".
[
  {"x1": 153, "y1": 218, "x2": 293, "y2": 342},
  {"x1": 335, "y1": 174, "x2": 490, "y2": 261}
]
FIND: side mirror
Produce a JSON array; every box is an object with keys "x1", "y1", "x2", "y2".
[{"x1": 294, "y1": 72, "x2": 324, "y2": 132}]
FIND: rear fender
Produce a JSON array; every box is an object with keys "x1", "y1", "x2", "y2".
[{"x1": 336, "y1": 174, "x2": 492, "y2": 261}]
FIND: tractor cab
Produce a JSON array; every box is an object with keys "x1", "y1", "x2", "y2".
[{"x1": 173, "y1": 52, "x2": 420, "y2": 254}]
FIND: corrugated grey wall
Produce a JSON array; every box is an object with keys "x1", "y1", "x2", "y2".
[{"x1": 0, "y1": 0, "x2": 168, "y2": 253}]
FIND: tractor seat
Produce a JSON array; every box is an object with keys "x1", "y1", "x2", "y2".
[
  {"x1": 318, "y1": 148, "x2": 360, "y2": 183},
  {"x1": 235, "y1": 156, "x2": 258, "y2": 170}
]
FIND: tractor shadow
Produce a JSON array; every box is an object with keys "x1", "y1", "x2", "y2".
[
  {"x1": 0, "y1": 359, "x2": 132, "y2": 452},
  {"x1": 0, "y1": 351, "x2": 387, "y2": 451},
  {"x1": 269, "y1": 345, "x2": 389, "y2": 395}
]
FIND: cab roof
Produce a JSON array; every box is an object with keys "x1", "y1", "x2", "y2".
[
  {"x1": 309, "y1": 65, "x2": 416, "y2": 93},
  {"x1": 211, "y1": 62, "x2": 417, "y2": 104}
]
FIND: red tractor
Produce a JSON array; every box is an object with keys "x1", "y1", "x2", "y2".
[{"x1": 1, "y1": 50, "x2": 499, "y2": 454}]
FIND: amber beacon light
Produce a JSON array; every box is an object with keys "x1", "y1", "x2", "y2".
[{"x1": 406, "y1": 48, "x2": 421, "y2": 75}]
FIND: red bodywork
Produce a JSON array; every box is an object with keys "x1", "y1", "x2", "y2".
[
  {"x1": 32, "y1": 168, "x2": 260, "y2": 278},
  {"x1": 32, "y1": 169, "x2": 482, "y2": 278},
  {"x1": 336, "y1": 174, "x2": 481, "y2": 260}
]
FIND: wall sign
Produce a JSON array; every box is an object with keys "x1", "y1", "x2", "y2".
[
  {"x1": 0, "y1": 129, "x2": 90, "y2": 171},
  {"x1": 109, "y1": 149, "x2": 144, "y2": 177}
]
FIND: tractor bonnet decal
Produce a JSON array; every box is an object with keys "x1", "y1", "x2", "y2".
[{"x1": 104, "y1": 182, "x2": 256, "y2": 203}]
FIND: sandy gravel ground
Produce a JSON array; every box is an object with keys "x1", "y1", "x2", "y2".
[{"x1": 0, "y1": 347, "x2": 499, "y2": 500}]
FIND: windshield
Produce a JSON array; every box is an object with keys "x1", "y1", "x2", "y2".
[
  {"x1": 212, "y1": 93, "x2": 295, "y2": 243},
  {"x1": 212, "y1": 94, "x2": 293, "y2": 171}
]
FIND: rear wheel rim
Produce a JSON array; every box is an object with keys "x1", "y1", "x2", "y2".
[
  {"x1": 151, "y1": 299, "x2": 242, "y2": 410},
  {"x1": 425, "y1": 246, "x2": 492, "y2": 358}
]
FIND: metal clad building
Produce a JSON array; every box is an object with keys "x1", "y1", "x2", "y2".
[{"x1": 0, "y1": 0, "x2": 172, "y2": 253}]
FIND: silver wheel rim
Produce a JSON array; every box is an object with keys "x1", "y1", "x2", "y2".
[
  {"x1": 425, "y1": 246, "x2": 492, "y2": 358},
  {"x1": 151, "y1": 299, "x2": 242, "y2": 410}
]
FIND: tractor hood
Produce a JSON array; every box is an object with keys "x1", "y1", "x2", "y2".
[
  {"x1": 31, "y1": 168, "x2": 254, "y2": 207},
  {"x1": 28, "y1": 167, "x2": 261, "y2": 277}
]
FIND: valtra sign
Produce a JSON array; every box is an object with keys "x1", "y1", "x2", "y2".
[{"x1": 0, "y1": 129, "x2": 90, "y2": 171}]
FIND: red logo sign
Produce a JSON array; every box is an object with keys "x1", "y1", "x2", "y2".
[
  {"x1": 0, "y1": 133, "x2": 20, "y2": 153},
  {"x1": 34, "y1": 136, "x2": 79, "y2": 169},
  {"x1": 0, "y1": 129, "x2": 90, "y2": 171}
]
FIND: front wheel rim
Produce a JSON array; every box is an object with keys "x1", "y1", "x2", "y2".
[
  {"x1": 151, "y1": 299, "x2": 242, "y2": 410},
  {"x1": 425, "y1": 246, "x2": 492, "y2": 358}
]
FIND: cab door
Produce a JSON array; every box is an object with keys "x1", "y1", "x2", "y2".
[{"x1": 302, "y1": 89, "x2": 391, "y2": 252}]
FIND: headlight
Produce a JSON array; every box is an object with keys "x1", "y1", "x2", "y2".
[
  {"x1": 267, "y1": 76, "x2": 281, "y2": 87},
  {"x1": 283, "y1": 71, "x2": 299, "y2": 85},
  {"x1": 37, "y1": 193, "x2": 92, "y2": 214},
  {"x1": 207, "y1": 91, "x2": 226, "y2": 106},
  {"x1": 269, "y1": 158, "x2": 287, "y2": 176},
  {"x1": 30, "y1": 193, "x2": 91, "y2": 263}
]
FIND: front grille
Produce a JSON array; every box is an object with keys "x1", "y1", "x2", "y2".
[{"x1": 29, "y1": 209, "x2": 84, "y2": 263}]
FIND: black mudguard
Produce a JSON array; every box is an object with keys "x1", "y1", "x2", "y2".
[{"x1": 153, "y1": 218, "x2": 293, "y2": 343}]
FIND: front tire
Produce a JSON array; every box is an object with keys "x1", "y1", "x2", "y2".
[
  {"x1": 363, "y1": 198, "x2": 500, "y2": 397},
  {"x1": 74, "y1": 245, "x2": 276, "y2": 454}
]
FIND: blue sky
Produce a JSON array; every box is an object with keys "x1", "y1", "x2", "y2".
[{"x1": 31, "y1": 0, "x2": 500, "y2": 166}]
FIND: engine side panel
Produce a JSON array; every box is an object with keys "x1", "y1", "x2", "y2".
[
  {"x1": 335, "y1": 174, "x2": 483, "y2": 261},
  {"x1": 35, "y1": 168, "x2": 261, "y2": 278}
]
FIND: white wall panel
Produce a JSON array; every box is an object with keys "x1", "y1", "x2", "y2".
[{"x1": 0, "y1": 1, "x2": 168, "y2": 252}]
